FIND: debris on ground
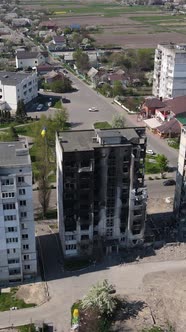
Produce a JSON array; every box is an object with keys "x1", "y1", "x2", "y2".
[{"x1": 16, "y1": 281, "x2": 48, "y2": 305}]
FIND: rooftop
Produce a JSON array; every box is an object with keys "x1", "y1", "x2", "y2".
[
  {"x1": 0, "y1": 140, "x2": 31, "y2": 167},
  {"x1": 16, "y1": 51, "x2": 48, "y2": 59},
  {"x1": 144, "y1": 98, "x2": 166, "y2": 109},
  {"x1": 0, "y1": 71, "x2": 35, "y2": 86},
  {"x1": 158, "y1": 43, "x2": 186, "y2": 53},
  {"x1": 58, "y1": 128, "x2": 145, "y2": 152},
  {"x1": 157, "y1": 118, "x2": 181, "y2": 135},
  {"x1": 53, "y1": 35, "x2": 65, "y2": 43}
]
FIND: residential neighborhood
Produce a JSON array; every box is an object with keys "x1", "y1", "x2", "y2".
[{"x1": 1, "y1": 0, "x2": 186, "y2": 332}]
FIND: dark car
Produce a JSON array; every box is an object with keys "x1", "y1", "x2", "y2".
[
  {"x1": 163, "y1": 179, "x2": 176, "y2": 186},
  {"x1": 62, "y1": 97, "x2": 70, "y2": 103}
]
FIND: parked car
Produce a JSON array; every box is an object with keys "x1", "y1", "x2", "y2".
[
  {"x1": 89, "y1": 107, "x2": 99, "y2": 112},
  {"x1": 146, "y1": 149, "x2": 155, "y2": 155},
  {"x1": 62, "y1": 97, "x2": 70, "y2": 104},
  {"x1": 36, "y1": 104, "x2": 44, "y2": 111},
  {"x1": 163, "y1": 179, "x2": 176, "y2": 186}
]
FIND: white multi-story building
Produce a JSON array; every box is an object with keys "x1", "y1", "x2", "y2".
[
  {"x1": 0, "y1": 140, "x2": 37, "y2": 285},
  {"x1": 0, "y1": 71, "x2": 38, "y2": 111},
  {"x1": 153, "y1": 43, "x2": 186, "y2": 99}
]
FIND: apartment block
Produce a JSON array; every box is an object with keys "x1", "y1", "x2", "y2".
[
  {"x1": 0, "y1": 71, "x2": 38, "y2": 111},
  {"x1": 0, "y1": 141, "x2": 37, "y2": 285},
  {"x1": 174, "y1": 125, "x2": 186, "y2": 240},
  {"x1": 153, "y1": 43, "x2": 186, "y2": 99},
  {"x1": 56, "y1": 128, "x2": 147, "y2": 257}
]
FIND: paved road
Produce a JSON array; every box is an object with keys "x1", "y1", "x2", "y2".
[
  {"x1": 36, "y1": 71, "x2": 179, "y2": 168},
  {"x1": 28, "y1": 69, "x2": 179, "y2": 167},
  {"x1": 0, "y1": 259, "x2": 186, "y2": 332},
  {"x1": 145, "y1": 179, "x2": 175, "y2": 198}
]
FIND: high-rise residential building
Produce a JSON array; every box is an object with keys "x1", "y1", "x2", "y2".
[
  {"x1": 174, "y1": 125, "x2": 186, "y2": 240},
  {"x1": 56, "y1": 128, "x2": 147, "y2": 257},
  {"x1": 0, "y1": 71, "x2": 38, "y2": 111},
  {"x1": 0, "y1": 140, "x2": 37, "y2": 285},
  {"x1": 153, "y1": 43, "x2": 186, "y2": 99}
]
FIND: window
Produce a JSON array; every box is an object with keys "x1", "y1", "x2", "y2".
[
  {"x1": 23, "y1": 244, "x2": 29, "y2": 250},
  {"x1": 7, "y1": 248, "x2": 16, "y2": 254},
  {"x1": 9, "y1": 268, "x2": 21, "y2": 275},
  {"x1": 19, "y1": 189, "x2": 25, "y2": 195},
  {"x1": 20, "y1": 200, "x2": 26, "y2": 206},
  {"x1": 6, "y1": 238, "x2": 18, "y2": 243},
  {"x1": 8, "y1": 258, "x2": 19, "y2": 264},
  {"x1": 6, "y1": 227, "x2": 17, "y2": 233},
  {"x1": 21, "y1": 223, "x2": 27, "y2": 230},
  {"x1": 21, "y1": 212, "x2": 27, "y2": 218},
  {"x1": 22, "y1": 234, "x2": 28, "y2": 240},
  {"x1": 24, "y1": 254, "x2": 29, "y2": 260},
  {"x1": 65, "y1": 244, "x2": 76, "y2": 251},
  {"x1": 4, "y1": 215, "x2": 16, "y2": 221},
  {"x1": 106, "y1": 228, "x2": 113, "y2": 237},
  {"x1": 65, "y1": 234, "x2": 76, "y2": 241},
  {"x1": 3, "y1": 203, "x2": 16, "y2": 210},
  {"x1": 106, "y1": 220, "x2": 113, "y2": 227},
  {"x1": 2, "y1": 178, "x2": 14, "y2": 186},
  {"x1": 24, "y1": 265, "x2": 30, "y2": 270},
  {"x1": 2, "y1": 192, "x2": 15, "y2": 198},
  {"x1": 18, "y1": 177, "x2": 24, "y2": 183},
  {"x1": 81, "y1": 234, "x2": 89, "y2": 240}
]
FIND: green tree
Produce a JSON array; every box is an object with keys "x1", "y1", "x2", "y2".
[
  {"x1": 53, "y1": 108, "x2": 69, "y2": 131},
  {"x1": 33, "y1": 110, "x2": 69, "y2": 216},
  {"x1": 64, "y1": 27, "x2": 72, "y2": 35},
  {"x1": 81, "y1": 279, "x2": 116, "y2": 316},
  {"x1": 100, "y1": 83, "x2": 113, "y2": 97},
  {"x1": 136, "y1": 49, "x2": 154, "y2": 71},
  {"x1": 16, "y1": 99, "x2": 27, "y2": 119},
  {"x1": 8, "y1": 126, "x2": 18, "y2": 141},
  {"x1": 50, "y1": 78, "x2": 72, "y2": 93},
  {"x1": 71, "y1": 32, "x2": 82, "y2": 48},
  {"x1": 73, "y1": 49, "x2": 90, "y2": 73},
  {"x1": 156, "y1": 154, "x2": 169, "y2": 178},
  {"x1": 34, "y1": 125, "x2": 51, "y2": 218},
  {"x1": 112, "y1": 114, "x2": 126, "y2": 128},
  {"x1": 113, "y1": 80, "x2": 124, "y2": 97}
]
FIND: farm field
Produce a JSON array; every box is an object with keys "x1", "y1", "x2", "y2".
[{"x1": 19, "y1": 0, "x2": 186, "y2": 48}]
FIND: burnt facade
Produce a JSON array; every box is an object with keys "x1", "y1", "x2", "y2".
[{"x1": 56, "y1": 128, "x2": 147, "y2": 257}]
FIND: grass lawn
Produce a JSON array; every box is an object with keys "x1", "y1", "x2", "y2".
[
  {"x1": 15, "y1": 123, "x2": 37, "y2": 137},
  {"x1": 94, "y1": 121, "x2": 112, "y2": 129},
  {"x1": 0, "y1": 288, "x2": 35, "y2": 312},
  {"x1": 167, "y1": 138, "x2": 180, "y2": 149},
  {"x1": 145, "y1": 155, "x2": 160, "y2": 174},
  {"x1": 18, "y1": 325, "x2": 36, "y2": 332}
]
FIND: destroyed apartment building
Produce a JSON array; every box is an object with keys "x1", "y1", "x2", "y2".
[{"x1": 56, "y1": 128, "x2": 147, "y2": 257}]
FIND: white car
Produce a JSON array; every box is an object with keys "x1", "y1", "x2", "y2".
[
  {"x1": 89, "y1": 107, "x2": 98, "y2": 112},
  {"x1": 146, "y1": 149, "x2": 155, "y2": 155},
  {"x1": 36, "y1": 104, "x2": 44, "y2": 111}
]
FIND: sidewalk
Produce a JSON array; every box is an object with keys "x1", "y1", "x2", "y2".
[{"x1": 145, "y1": 171, "x2": 176, "y2": 181}]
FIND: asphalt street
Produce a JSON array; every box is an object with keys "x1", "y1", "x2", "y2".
[
  {"x1": 0, "y1": 259, "x2": 186, "y2": 331},
  {"x1": 31, "y1": 70, "x2": 178, "y2": 168}
]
